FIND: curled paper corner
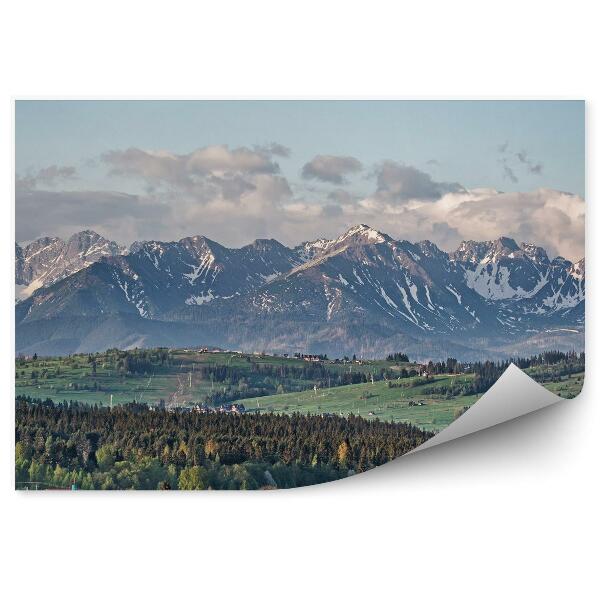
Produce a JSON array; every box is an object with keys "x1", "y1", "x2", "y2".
[{"x1": 409, "y1": 363, "x2": 566, "y2": 454}]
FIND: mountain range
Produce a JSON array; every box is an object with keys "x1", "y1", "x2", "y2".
[
  {"x1": 16, "y1": 230, "x2": 125, "y2": 299},
  {"x1": 15, "y1": 225, "x2": 585, "y2": 360}
]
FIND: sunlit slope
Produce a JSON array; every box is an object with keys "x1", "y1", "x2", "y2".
[
  {"x1": 244, "y1": 375, "x2": 480, "y2": 432},
  {"x1": 14, "y1": 349, "x2": 415, "y2": 407}
]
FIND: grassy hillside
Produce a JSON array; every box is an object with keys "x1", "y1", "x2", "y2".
[
  {"x1": 243, "y1": 375, "x2": 480, "y2": 432},
  {"x1": 15, "y1": 348, "x2": 584, "y2": 433},
  {"x1": 533, "y1": 372, "x2": 583, "y2": 399},
  {"x1": 14, "y1": 349, "x2": 415, "y2": 407}
]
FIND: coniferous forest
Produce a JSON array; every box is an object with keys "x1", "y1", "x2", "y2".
[
  {"x1": 14, "y1": 348, "x2": 584, "y2": 490},
  {"x1": 15, "y1": 397, "x2": 432, "y2": 490}
]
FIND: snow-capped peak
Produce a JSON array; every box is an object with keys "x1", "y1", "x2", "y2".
[
  {"x1": 15, "y1": 230, "x2": 125, "y2": 299},
  {"x1": 570, "y1": 258, "x2": 585, "y2": 280},
  {"x1": 337, "y1": 224, "x2": 389, "y2": 244}
]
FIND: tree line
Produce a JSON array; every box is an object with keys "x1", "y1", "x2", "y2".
[
  {"x1": 423, "y1": 351, "x2": 584, "y2": 377},
  {"x1": 15, "y1": 396, "x2": 432, "y2": 490},
  {"x1": 424, "y1": 351, "x2": 584, "y2": 393}
]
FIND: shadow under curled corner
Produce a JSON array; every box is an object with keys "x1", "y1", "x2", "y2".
[
  {"x1": 409, "y1": 363, "x2": 568, "y2": 455},
  {"x1": 295, "y1": 363, "x2": 578, "y2": 492}
]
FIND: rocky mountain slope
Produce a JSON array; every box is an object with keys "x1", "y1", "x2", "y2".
[
  {"x1": 15, "y1": 230, "x2": 125, "y2": 299},
  {"x1": 15, "y1": 225, "x2": 585, "y2": 360}
]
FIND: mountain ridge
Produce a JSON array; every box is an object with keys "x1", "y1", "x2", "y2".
[
  {"x1": 15, "y1": 225, "x2": 585, "y2": 360},
  {"x1": 16, "y1": 230, "x2": 125, "y2": 299}
]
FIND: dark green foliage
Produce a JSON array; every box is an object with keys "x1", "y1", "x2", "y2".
[
  {"x1": 423, "y1": 351, "x2": 584, "y2": 395},
  {"x1": 386, "y1": 352, "x2": 409, "y2": 362},
  {"x1": 15, "y1": 397, "x2": 432, "y2": 490},
  {"x1": 15, "y1": 347, "x2": 406, "y2": 406}
]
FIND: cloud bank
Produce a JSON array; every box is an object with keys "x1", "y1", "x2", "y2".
[
  {"x1": 16, "y1": 148, "x2": 585, "y2": 261},
  {"x1": 103, "y1": 144, "x2": 282, "y2": 190}
]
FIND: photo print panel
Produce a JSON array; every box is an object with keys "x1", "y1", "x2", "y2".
[{"x1": 15, "y1": 100, "x2": 585, "y2": 490}]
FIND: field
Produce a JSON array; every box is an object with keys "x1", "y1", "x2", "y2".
[
  {"x1": 15, "y1": 349, "x2": 584, "y2": 433},
  {"x1": 242, "y1": 371, "x2": 585, "y2": 432},
  {"x1": 16, "y1": 353, "x2": 180, "y2": 407},
  {"x1": 534, "y1": 372, "x2": 584, "y2": 399},
  {"x1": 242, "y1": 375, "x2": 478, "y2": 431},
  {"x1": 14, "y1": 349, "x2": 416, "y2": 407}
]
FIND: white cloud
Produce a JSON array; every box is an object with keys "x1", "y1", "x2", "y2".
[
  {"x1": 102, "y1": 144, "x2": 282, "y2": 193},
  {"x1": 17, "y1": 153, "x2": 584, "y2": 261},
  {"x1": 279, "y1": 187, "x2": 584, "y2": 260}
]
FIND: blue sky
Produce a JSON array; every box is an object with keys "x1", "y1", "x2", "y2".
[
  {"x1": 15, "y1": 101, "x2": 585, "y2": 259},
  {"x1": 16, "y1": 100, "x2": 584, "y2": 195}
]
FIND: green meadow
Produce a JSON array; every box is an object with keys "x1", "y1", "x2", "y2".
[
  {"x1": 15, "y1": 349, "x2": 584, "y2": 432},
  {"x1": 243, "y1": 375, "x2": 480, "y2": 432},
  {"x1": 14, "y1": 349, "x2": 416, "y2": 407}
]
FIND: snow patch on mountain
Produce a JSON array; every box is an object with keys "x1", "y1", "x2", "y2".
[
  {"x1": 113, "y1": 271, "x2": 150, "y2": 318},
  {"x1": 379, "y1": 286, "x2": 398, "y2": 309},
  {"x1": 185, "y1": 290, "x2": 216, "y2": 305},
  {"x1": 184, "y1": 253, "x2": 216, "y2": 284},
  {"x1": 352, "y1": 268, "x2": 365, "y2": 285},
  {"x1": 261, "y1": 272, "x2": 280, "y2": 283},
  {"x1": 445, "y1": 285, "x2": 462, "y2": 304},
  {"x1": 424, "y1": 285, "x2": 434, "y2": 310},
  {"x1": 16, "y1": 277, "x2": 44, "y2": 300},
  {"x1": 463, "y1": 263, "x2": 547, "y2": 300},
  {"x1": 16, "y1": 225, "x2": 585, "y2": 356},
  {"x1": 15, "y1": 230, "x2": 125, "y2": 298}
]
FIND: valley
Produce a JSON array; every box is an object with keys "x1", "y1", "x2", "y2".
[{"x1": 16, "y1": 348, "x2": 585, "y2": 431}]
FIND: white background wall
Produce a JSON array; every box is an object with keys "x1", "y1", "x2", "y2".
[{"x1": 1, "y1": 2, "x2": 597, "y2": 599}]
